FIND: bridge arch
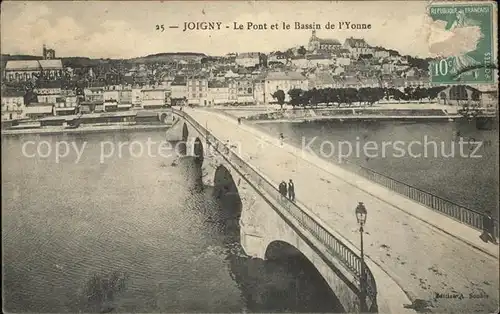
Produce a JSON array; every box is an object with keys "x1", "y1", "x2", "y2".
[
  {"x1": 169, "y1": 110, "x2": 381, "y2": 312},
  {"x1": 178, "y1": 123, "x2": 189, "y2": 155},
  {"x1": 193, "y1": 137, "x2": 204, "y2": 165},
  {"x1": 213, "y1": 165, "x2": 243, "y2": 230},
  {"x1": 182, "y1": 123, "x2": 189, "y2": 142},
  {"x1": 265, "y1": 240, "x2": 345, "y2": 312}
]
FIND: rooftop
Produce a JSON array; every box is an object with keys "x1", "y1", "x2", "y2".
[
  {"x1": 266, "y1": 71, "x2": 306, "y2": 81},
  {"x1": 36, "y1": 80, "x2": 63, "y2": 89},
  {"x1": 5, "y1": 59, "x2": 63, "y2": 70},
  {"x1": 208, "y1": 81, "x2": 229, "y2": 88},
  {"x1": 317, "y1": 38, "x2": 341, "y2": 45},
  {"x1": 27, "y1": 102, "x2": 54, "y2": 107},
  {"x1": 344, "y1": 37, "x2": 370, "y2": 48},
  {"x1": 2, "y1": 89, "x2": 25, "y2": 97},
  {"x1": 309, "y1": 71, "x2": 335, "y2": 85},
  {"x1": 307, "y1": 54, "x2": 332, "y2": 60},
  {"x1": 237, "y1": 52, "x2": 260, "y2": 58}
]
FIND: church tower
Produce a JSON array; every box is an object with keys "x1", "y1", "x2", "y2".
[
  {"x1": 42, "y1": 44, "x2": 56, "y2": 60},
  {"x1": 308, "y1": 30, "x2": 319, "y2": 52}
]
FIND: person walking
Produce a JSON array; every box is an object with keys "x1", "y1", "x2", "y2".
[
  {"x1": 288, "y1": 179, "x2": 295, "y2": 201},
  {"x1": 279, "y1": 132, "x2": 284, "y2": 146},
  {"x1": 279, "y1": 180, "x2": 287, "y2": 201},
  {"x1": 481, "y1": 210, "x2": 497, "y2": 244},
  {"x1": 282, "y1": 180, "x2": 288, "y2": 200}
]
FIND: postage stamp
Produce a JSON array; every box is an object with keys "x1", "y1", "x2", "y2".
[{"x1": 428, "y1": 2, "x2": 496, "y2": 84}]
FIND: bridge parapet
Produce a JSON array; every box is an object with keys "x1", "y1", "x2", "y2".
[
  {"x1": 206, "y1": 108, "x2": 499, "y2": 238},
  {"x1": 172, "y1": 108, "x2": 378, "y2": 311}
]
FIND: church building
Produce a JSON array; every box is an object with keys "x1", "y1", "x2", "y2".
[{"x1": 307, "y1": 30, "x2": 342, "y2": 53}]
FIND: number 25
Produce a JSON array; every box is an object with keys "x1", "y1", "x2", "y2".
[{"x1": 156, "y1": 24, "x2": 165, "y2": 32}]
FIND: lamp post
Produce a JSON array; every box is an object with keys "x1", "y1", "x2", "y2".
[{"x1": 355, "y1": 201, "x2": 368, "y2": 312}]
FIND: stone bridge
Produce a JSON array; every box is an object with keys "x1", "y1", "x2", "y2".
[
  {"x1": 162, "y1": 108, "x2": 499, "y2": 314},
  {"x1": 165, "y1": 109, "x2": 380, "y2": 313}
]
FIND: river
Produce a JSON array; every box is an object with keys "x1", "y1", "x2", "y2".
[
  {"x1": 2, "y1": 130, "x2": 341, "y2": 313},
  {"x1": 257, "y1": 119, "x2": 499, "y2": 216}
]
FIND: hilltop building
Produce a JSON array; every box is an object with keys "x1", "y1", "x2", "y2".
[
  {"x1": 43, "y1": 44, "x2": 56, "y2": 60},
  {"x1": 308, "y1": 30, "x2": 342, "y2": 53},
  {"x1": 343, "y1": 37, "x2": 373, "y2": 59},
  {"x1": 235, "y1": 52, "x2": 260, "y2": 68}
]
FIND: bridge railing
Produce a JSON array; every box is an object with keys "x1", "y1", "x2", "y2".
[
  {"x1": 353, "y1": 166, "x2": 499, "y2": 238},
  {"x1": 208, "y1": 108, "x2": 498, "y2": 238},
  {"x1": 173, "y1": 109, "x2": 377, "y2": 309}
]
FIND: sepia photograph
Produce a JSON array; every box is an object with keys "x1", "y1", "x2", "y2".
[{"x1": 1, "y1": 1, "x2": 499, "y2": 313}]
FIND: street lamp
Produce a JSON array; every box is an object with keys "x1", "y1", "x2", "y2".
[{"x1": 355, "y1": 202, "x2": 368, "y2": 312}]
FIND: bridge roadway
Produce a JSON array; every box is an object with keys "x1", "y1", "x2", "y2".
[{"x1": 184, "y1": 108, "x2": 499, "y2": 313}]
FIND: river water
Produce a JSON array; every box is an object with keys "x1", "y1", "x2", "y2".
[
  {"x1": 258, "y1": 119, "x2": 499, "y2": 215},
  {"x1": 2, "y1": 131, "x2": 340, "y2": 313},
  {"x1": 2, "y1": 120, "x2": 498, "y2": 312}
]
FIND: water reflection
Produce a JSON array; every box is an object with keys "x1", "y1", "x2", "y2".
[{"x1": 2, "y1": 132, "x2": 343, "y2": 313}]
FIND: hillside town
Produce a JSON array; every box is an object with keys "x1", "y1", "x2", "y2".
[{"x1": 1, "y1": 31, "x2": 497, "y2": 122}]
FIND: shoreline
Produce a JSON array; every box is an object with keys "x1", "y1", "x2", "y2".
[
  {"x1": 1, "y1": 123, "x2": 171, "y2": 136},
  {"x1": 250, "y1": 115, "x2": 465, "y2": 124}
]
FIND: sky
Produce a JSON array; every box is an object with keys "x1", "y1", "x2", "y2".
[{"x1": 0, "y1": 1, "x2": 496, "y2": 59}]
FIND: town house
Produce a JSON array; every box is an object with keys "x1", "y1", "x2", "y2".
[
  {"x1": 343, "y1": 37, "x2": 374, "y2": 59},
  {"x1": 235, "y1": 52, "x2": 260, "y2": 68},
  {"x1": 207, "y1": 81, "x2": 230, "y2": 105},
  {"x1": 54, "y1": 89, "x2": 79, "y2": 116},
  {"x1": 1, "y1": 89, "x2": 26, "y2": 121},
  {"x1": 187, "y1": 75, "x2": 208, "y2": 106},
  {"x1": 236, "y1": 78, "x2": 254, "y2": 104},
  {"x1": 253, "y1": 74, "x2": 267, "y2": 104},
  {"x1": 141, "y1": 87, "x2": 168, "y2": 109},
  {"x1": 265, "y1": 71, "x2": 308, "y2": 102},
  {"x1": 307, "y1": 71, "x2": 336, "y2": 89},
  {"x1": 35, "y1": 81, "x2": 62, "y2": 104},
  {"x1": 170, "y1": 76, "x2": 188, "y2": 105}
]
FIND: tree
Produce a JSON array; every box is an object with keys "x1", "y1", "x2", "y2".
[
  {"x1": 403, "y1": 87, "x2": 414, "y2": 101},
  {"x1": 288, "y1": 88, "x2": 303, "y2": 108},
  {"x1": 272, "y1": 89, "x2": 286, "y2": 109},
  {"x1": 344, "y1": 88, "x2": 358, "y2": 106},
  {"x1": 298, "y1": 46, "x2": 307, "y2": 57},
  {"x1": 309, "y1": 88, "x2": 320, "y2": 107}
]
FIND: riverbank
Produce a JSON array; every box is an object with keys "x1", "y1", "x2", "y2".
[
  {"x1": 252, "y1": 115, "x2": 462, "y2": 123},
  {"x1": 1, "y1": 123, "x2": 171, "y2": 136}
]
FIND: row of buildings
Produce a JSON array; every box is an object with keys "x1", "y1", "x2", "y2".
[
  {"x1": 1, "y1": 82, "x2": 172, "y2": 121},
  {"x1": 1, "y1": 68, "x2": 434, "y2": 121},
  {"x1": 2, "y1": 32, "x2": 479, "y2": 121}
]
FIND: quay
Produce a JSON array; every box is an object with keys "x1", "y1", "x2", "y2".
[
  {"x1": 252, "y1": 115, "x2": 464, "y2": 123},
  {"x1": 1, "y1": 110, "x2": 175, "y2": 136}
]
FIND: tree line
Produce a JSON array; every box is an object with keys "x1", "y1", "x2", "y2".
[{"x1": 272, "y1": 85, "x2": 479, "y2": 108}]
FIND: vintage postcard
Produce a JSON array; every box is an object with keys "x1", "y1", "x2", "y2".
[{"x1": 1, "y1": 1, "x2": 498, "y2": 313}]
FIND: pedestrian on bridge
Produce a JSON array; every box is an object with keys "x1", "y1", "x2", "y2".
[
  {"x1": 279, "y1": 181, "x2": 287, "y2": 201},
  {"x1": 288, "y1": 179, "x2": 295, "y2": 202}
]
